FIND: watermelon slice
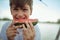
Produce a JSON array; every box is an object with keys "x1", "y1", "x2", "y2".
[{"x1": 14, "y1": 19, "x2": 38, "y2": 28}]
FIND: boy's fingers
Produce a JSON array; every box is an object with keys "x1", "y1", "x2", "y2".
[
  {"x1": 9, "y1": 30, "x2": 18, "y2": 33},
  {"x1": 29, "y1": 21, "x2": 33, "y2": 27},
  {"x1": 11, "y1": 33, "x2": 17, "y2": 36},
  {"x1": 13, "y1": 25, "x2": 23, "y2": 29},
  {"x1": 25, "y1": 21, "x2": 30, "y2": 29},
  {"x1": 22, "y1": 24, "x2": 26, "y2": 30},
  {"x1": 22, "y1": 24, "x2": 28, "y2": 36},
  {"x1": 29, "y1": 21, "x2": 34, "y2": 31}
]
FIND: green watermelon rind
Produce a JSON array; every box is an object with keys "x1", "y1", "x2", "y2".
[{"x1": 14, "y1": 21, "x2": 38, "y2": 26}]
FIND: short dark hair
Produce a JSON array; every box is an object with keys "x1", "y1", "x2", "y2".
[{"x1": 10, "y1": 0, "x2": 33, "y2": 9}]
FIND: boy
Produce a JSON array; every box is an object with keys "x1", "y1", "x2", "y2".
[{"x1": 1, "y1": 0, "x2": 41, "y2": 40}]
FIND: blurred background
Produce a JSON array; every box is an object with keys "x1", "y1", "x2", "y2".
[{"x1": 0, "y1": 0, "x2": 60, "y2": 40}]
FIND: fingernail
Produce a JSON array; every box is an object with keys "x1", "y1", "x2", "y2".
[{"x1": 19, "y1": 25, "x2": 23, "y2": 29}]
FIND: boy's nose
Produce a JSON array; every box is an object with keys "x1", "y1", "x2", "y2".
[
  {"x1": 16, "y1": 11, "x2": 24, "y2": 18},
  {"x1": 18, "y1": 13, "x2": 23, "y2": 17}
]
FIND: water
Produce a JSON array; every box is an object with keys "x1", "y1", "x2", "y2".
[
  {"x1": 0, "y1": 21, "x2": 60, "y2": 40},
  {"x1": 38, "y1": 23, "x2": 60, "y2": 40}
]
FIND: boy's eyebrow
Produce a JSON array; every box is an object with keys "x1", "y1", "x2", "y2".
[
  {"x1": 23, "y1": 6, "x2": 28, "y2": 9},
  {"x1": 23, "y1": 5, "x2": 29, "y2": 9}
]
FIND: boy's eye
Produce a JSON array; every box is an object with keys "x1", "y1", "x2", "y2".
[
  {"x1": 23, "y1": 9, "x2": 28, "y2": 11},
  {"x1": 13, "y1": 8, "x2": 18, "y2": 11}
]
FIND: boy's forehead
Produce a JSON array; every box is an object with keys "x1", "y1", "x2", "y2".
[{"x1": 11, "y1": 4, "x2": 30, "y2": 9}]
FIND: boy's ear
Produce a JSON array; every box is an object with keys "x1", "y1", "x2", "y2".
[
  {"x1": 10, "y1": 8, "x2": 12, "y2": 14},
  {"x1": 10, "y1": 8, "x2": 13, "y2": 15}
]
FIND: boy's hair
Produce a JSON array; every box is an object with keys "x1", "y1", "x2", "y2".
[{"x1": 10, "y1": 0, "x2": 33, "y2": 10}]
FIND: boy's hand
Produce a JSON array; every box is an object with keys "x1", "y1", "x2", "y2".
[
  {"x1": 23, "y1": 21, "x2": 35, "y2": 40},
  {"x1": 6, "y1": 22, "x2": 22, "y2": 40}
]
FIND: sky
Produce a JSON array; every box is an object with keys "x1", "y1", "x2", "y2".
[{"x1": 0, "y1": 0, "x2": 60, "y2": 22}]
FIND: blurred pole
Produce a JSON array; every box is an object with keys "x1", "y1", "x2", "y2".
[
  {"x1": 55, "y1": 27, "x2": 60, "y2": 40},
  {"x1": 39, "y1": 0, "x2": 42, "y2": 1},
  {"x1": 41, "y1": 1, "x2": 48, "y2": 7},
  {"x1": 39, "y1": 0, "x2": 48, "y2": 7}
]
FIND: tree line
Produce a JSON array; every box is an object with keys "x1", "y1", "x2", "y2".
[{"x1": 0, "y1": 18, "x2": 60, "y2": 24}]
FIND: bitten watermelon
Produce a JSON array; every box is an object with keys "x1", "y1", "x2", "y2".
[{"x1": 14, "y1": 19, "x2": 38, "y2": 28}]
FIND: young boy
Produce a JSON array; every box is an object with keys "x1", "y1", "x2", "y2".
[{"x1": 1, "y1": 0, "x2": 41, "y2": 40}]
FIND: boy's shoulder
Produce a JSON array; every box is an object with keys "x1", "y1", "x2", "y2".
[
  {"x1": 1, "y1": 21, "x2": 12, "y2": 34},
  {"x1": 2, "y1": 21, "x2": 12, "y2": 29},
  {"x1": 1, "y1": 21, "x2": 12, "y2": 33},
  {"x1": 0, "y1": 21, "x2": 12, "y2": 40}
]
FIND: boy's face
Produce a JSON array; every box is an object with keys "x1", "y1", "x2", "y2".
[{"x1": 10, "y1": 4, "x2": 32, "y2": 20}]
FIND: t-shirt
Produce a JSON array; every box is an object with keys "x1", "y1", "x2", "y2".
[{"x1": 0, "y1": 21, "x2": 41, "y2": 40}]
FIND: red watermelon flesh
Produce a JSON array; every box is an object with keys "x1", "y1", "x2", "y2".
[{"x1": 14, "y1": 19, "x2": 38, "y2": 27}]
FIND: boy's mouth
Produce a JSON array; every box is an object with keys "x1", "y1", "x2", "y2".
[
  {"x1": 13, "y1": 16, "x2": 27, "y2": 20},
  {"x1": 16, "y1": 17, "x2": 25, "y2": 19}
]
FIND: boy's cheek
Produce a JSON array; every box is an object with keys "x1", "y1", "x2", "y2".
[{"x1": 11, "y1": 12, "x2": 17, "y2": 16}]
